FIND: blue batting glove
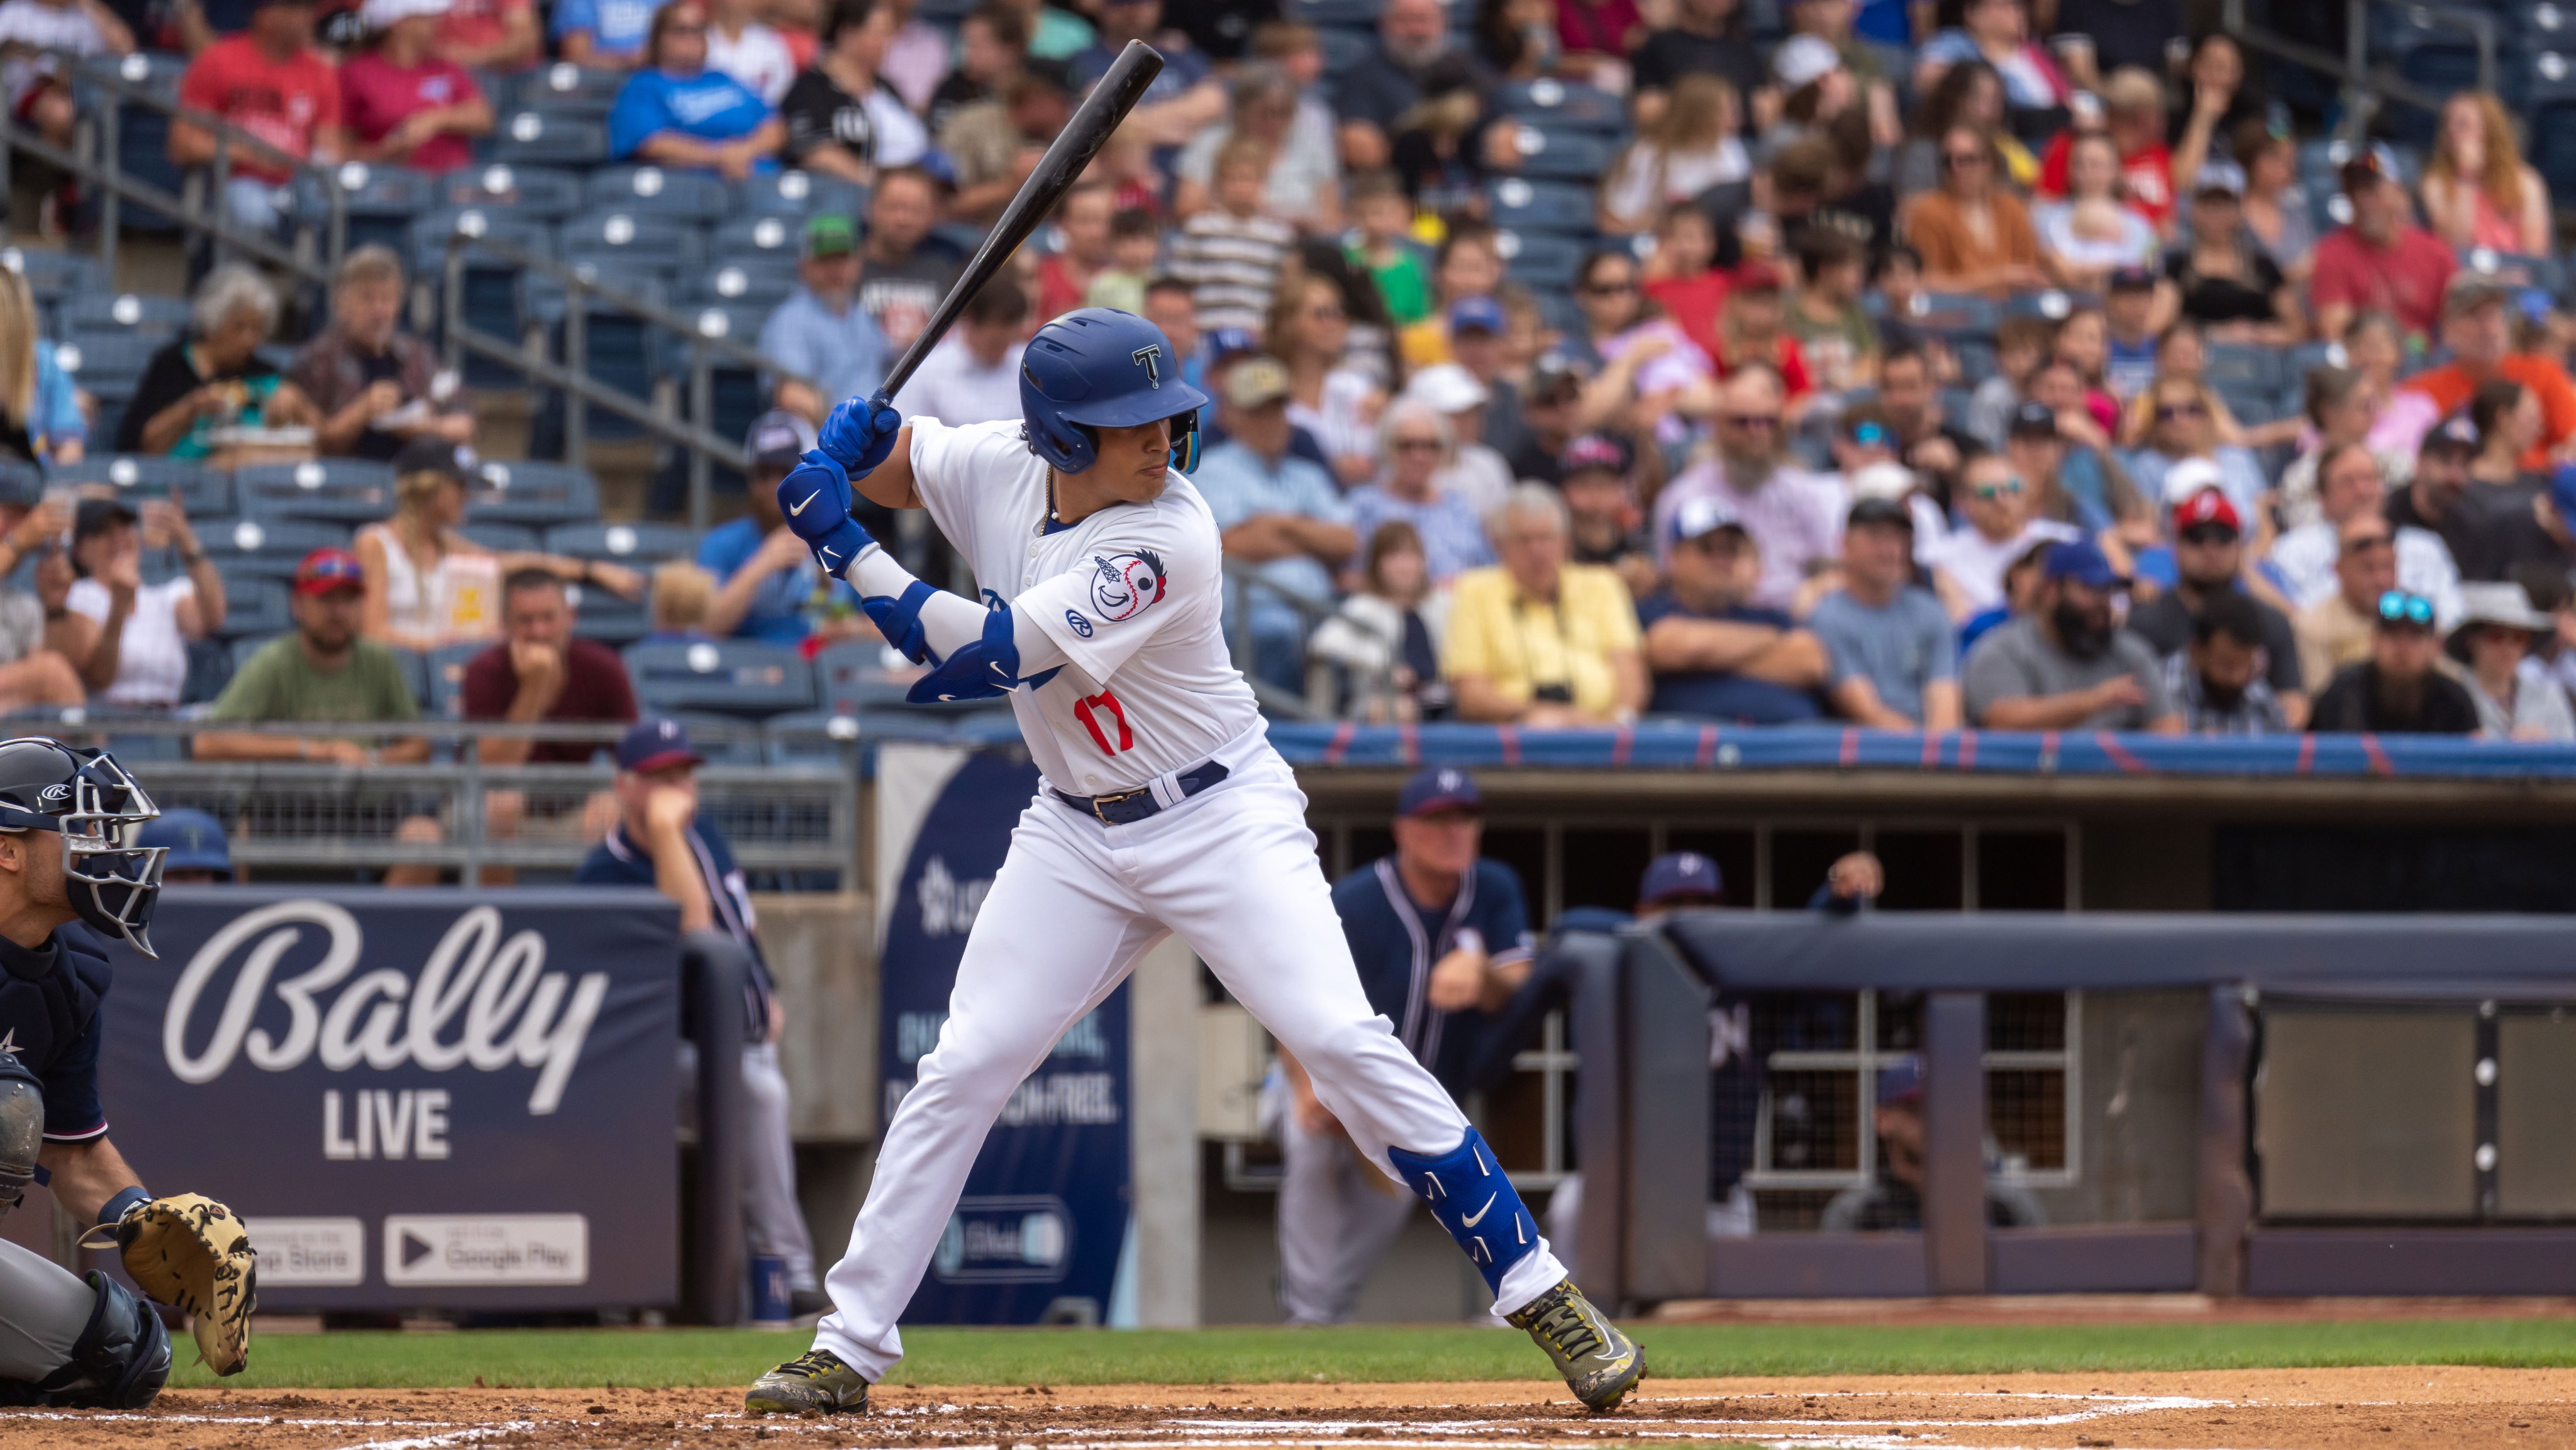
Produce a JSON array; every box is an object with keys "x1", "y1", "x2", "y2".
[
  {"x1": 778, "y1": 452, "x2": 875, "y2": 574},
  {"x1": 819, "y1": 395, "x2": 903, "y2": 476}
]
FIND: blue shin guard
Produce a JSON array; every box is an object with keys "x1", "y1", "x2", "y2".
[{"x1": 1386, "y1": 1127, "x2": 1536, "y2": 1297}]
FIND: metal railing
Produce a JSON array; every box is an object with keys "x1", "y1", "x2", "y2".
[
  {"x1": 1221, "y1": 559, "x2": 1337, "y2": 720},
  {"x1": 15, "y1": 717, "x2": 858, "y2": 881},
  {"x1": 2223, "y1": 0, "x2": 2496, "y2": 142},
  {"x1": 436, "y1": 228, "x2": 814, "y2": 530}
]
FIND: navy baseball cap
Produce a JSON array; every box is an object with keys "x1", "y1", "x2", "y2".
[
  {"x1": 2423, "y1": 414, "x2": 2480, "y2": 458},
  {"x1": 2044, "y1": 537, "x2": 2128, "y2": 590},
  {"x1": 1638, "y1": 850, "x2": 1724, "y2": 908},
  {"x1": 138, "y1": 807, "x2": 231, "y2": 880},
  {"x1": 1877, "y1": 1056, "x2": 1924, "y2": 1105},
  {"x1": 1397, "y1": 766, "x2": 1482, "y2": 818},
  {"x1": 617, "y1": 717, "x2": 704, "y2": 774},
  {"x1": 1205, "y1": 326, "x2": 1263, "y2": 361},
  {"x1": 2106, "y1": 264, "x2": 2157, "y2": 294},
  {"x1": 747, "y1": 408, "x2": 817, "y2": 471}
]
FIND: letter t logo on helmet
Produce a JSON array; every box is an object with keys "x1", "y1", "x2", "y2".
[{"x1": 1019, "y1": 308, "x2": 1209, "y2": 476}]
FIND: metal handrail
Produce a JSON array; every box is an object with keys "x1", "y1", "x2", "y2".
[
  {"x1": 438, "y1": 229, "x2": 818, "y2": 529},
  {"x1": 2221, "y1": 0, "x2": 2491, "y2": 143},
  {"x1": 1221, "y1": 557, "x2": 1336, "y2": 720}
]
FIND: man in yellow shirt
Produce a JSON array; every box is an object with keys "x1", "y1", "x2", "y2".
[{"x1": 1443, "y1": 484, "x2": 1648, "y2": 726}]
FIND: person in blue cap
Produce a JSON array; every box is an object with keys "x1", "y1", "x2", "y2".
[
  {"x1": 576, "y1": 718, "x2": 823, "y2": 1317},
  {"x1": 137, "y1": 808, "x2": 233, "y2": 884},
  {"x1": 1276, "y1": 765, "x2": 1536, "y2": 1325},
  {"x1": 1818, "y1": 1055, "x2": 2044, "y2": 1232},
  {"x1": 1960, "y1": 538, "x2": 2180, "y2": 731}
]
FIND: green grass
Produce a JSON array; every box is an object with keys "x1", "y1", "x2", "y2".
[{"x1": 167, "y1": 1318, "x2": 2576, "y2": 1391}]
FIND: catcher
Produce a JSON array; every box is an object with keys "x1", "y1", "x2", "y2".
[{"x1": 0, "y1": 739, "x2": 254, "y2": 1408}]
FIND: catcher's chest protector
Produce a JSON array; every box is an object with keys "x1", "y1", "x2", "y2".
[{"x1": 0, "y1": 934, "x2": 106, "y2": 1083}]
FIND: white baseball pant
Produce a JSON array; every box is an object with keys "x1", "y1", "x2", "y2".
[{"x1": 811, "y1": 751, "x2": 1568, "y2": 1378}]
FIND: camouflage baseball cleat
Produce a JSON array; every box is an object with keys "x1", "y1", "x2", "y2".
[
  {"x1": 1507, "y1": 1280, "x2": 1645, "y2": 1412},
  {"x1": 745, "y1": 1348, "x2": 869, "y2": 1415}
]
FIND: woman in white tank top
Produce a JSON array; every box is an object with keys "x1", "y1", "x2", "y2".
[{"x1": 355, "y1": 441, "x2": 647, "y2": 652}]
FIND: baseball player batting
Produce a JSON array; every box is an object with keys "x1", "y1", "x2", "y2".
[{"x1": 743, "y1": 309, "x2": 1645, "y2": 1416}]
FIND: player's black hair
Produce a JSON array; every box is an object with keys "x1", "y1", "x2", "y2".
[
  {"x1": 822, "y1": 0, "x2": 877, "y2": 42},
  {"x1": 2192, "y1": 588, "x2": 2268, "y2": 649}
]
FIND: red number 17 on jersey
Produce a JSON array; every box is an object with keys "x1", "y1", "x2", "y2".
[{"x1": 1075, "y1": 689, "x2": 1133, "y2": 755}]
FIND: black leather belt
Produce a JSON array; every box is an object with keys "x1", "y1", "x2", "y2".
[{"x1": 1052, "y1": 760, "x2": 1230, "y2": 825}]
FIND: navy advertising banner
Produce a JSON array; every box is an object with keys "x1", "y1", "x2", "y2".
[
  {"x1": 880, "y1": 749, "x2": 1130, "y2": 1325},
  {"x1": 96, "y1": 886, "x2": 681, "y2": 1310}
]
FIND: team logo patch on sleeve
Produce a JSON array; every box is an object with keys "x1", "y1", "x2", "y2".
[
  {"x1": 1088, "y1": 550, "x2": 1169, "y2": 622},
  {"x1": 1065, "y1": 610, "x2": 1095, "y2": 638}
]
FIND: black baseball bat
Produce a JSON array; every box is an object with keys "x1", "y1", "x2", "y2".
[{"x1": 867, "y1": 40, "x2": 1165, "y2": 410}]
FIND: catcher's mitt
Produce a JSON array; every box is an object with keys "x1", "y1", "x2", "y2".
[{"x1": 81, "y1": 1193, "x2": 257, "y2": 1375}]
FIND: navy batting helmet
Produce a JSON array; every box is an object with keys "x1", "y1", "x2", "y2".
[{"x1": 1020, "y1": 308, "x2": 1209, "y2": 476}]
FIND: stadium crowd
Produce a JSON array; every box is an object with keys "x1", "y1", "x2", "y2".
[{"x1": 3, "y1": 0, "x2": 2576, "y2": 739}]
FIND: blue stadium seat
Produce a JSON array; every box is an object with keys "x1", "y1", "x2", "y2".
[
  {"x1": 408, "y1": 205, "x2": 553, "y2": 281},
  {"x1": 57, "y1": 291, "x2": 194, "y2": 343},
  {"x1": 737, "y1": 170, "x2": 867, "y2": 217},
  {"x1": 584, "y1": 165, "x2": 732, "y2": 222},
  {"x1": 1999, "y1": 289, "x2": 2097, "y2": 323},
  {"x1": 212, "y1": 572, "x2": 291, "y2": 639},
  {"x1": 669, "y1": 710, "x2": 767, "y2": 764},
  {"x1": 1496, "y1": 228, "x2": 1585, "y2": 287},
  {"x1": 1899, "y1": 293, "x2": 1998, "y2": 352},
  {"x1": 72, "y1": 52, "x2": 187, "y2": 233},
  {"x1": 2203, "y1": 342, "x2": 2281, "y2": 398},
  {"x1": 1315, "y1": 25, "x2": 1375, "y2": 72},
  {"x1": 686, "y1": 259, "x2": 799, "y2": 311},
  {"x1": 196, "y1": 516, "x2": 352, "y2": 577},
  {"x1": 570, "y1": 582, "x2": 649, "y2": 644},
  {"x1": 2535, "y1": 103, "x2": 2576, "y2": 198},
  {"x1": 2458, "y1": 246, "x2": 2567, "y2": 294},
  {"x1": 1501, "y1": 123, "x2": 1621, "y2": 182},
  {"x1": 528, "y1": 272, "x2": 664, "y2": 441},
  {"x1": 812, "y1": 639, "x2": 919, "y2": 715},
  {"x1": 510, "y1": 61, "x2": 626, "y2": 118},
  {"x1": 625, "y1": 639, "x2": 816, "y2": 718},
  {"x1": 683, "y1": 299, "x2": 777, "y2": 352},
  {"x1": 439, "y1": 162, "x2": 585, "y2": 220},
  {"x1": 1286, "y1": 0, "x2": 1382, "y2": 25},
  {"x1": 44, "y1": 455, "x2": 231, "y2": 517},
  {"x1": 762, "y1": 709, "x2": 868, "y2": 767},
  {"x1": 1485, "y1": 177, "x2": 1597, "y2": 237},
  {"x1": 228, "y1": 632, "x2": 282, "y2": 676},
  {"x1": 50, "y1": 333, "x2": 156, "y2": 443},
  {"x1": 235, "y1": 460, "x2": 399, "y2": 522},
  {"x1": 1, "y1": 247, "x2": 105, "y2": 303},
  {"x1": 0, "y1": 461, "x2": 35, "y2": 513},
  {"x1": 557, "y1": 211, "x2": 706, "y2": 273},
  {"x1": 293, "y1": 162, "x2": 435, "y2": 256},
  {"x1": 458, "y1": 520, "x2": 541, "y2": 552},
  {"x1": 545, "y1": 521, "x2": 698, "y2": 564},
  {"x1": 423, "y1": 640, "x2": 486, "y2": 715},
  {"x1": 2526, "y1": 45, "x2": 2576, "y2": 104},
  {"x1": 1499, "y1": 79, "x2": 1628, "y2": 133},
  {"x1": 389, "y1": 646, "x2": 432, "y2": 713},
  {"x1": 709, "y1": 213, "x2": 808, "y2": 265},
  {"x1": 464, "y1": 458, "x2": 601, "y2": 526},
  {"x1": 489, "y1": 111, "x2": 612, "y2": 169}
]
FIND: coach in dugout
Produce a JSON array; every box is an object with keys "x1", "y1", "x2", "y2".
[
  {"x1": 577, "y1": 718, "x2": 824, "y2": 1317},
  {"x1": 1276, "y1": 766, "x2": 1533, "y2": 1325}
]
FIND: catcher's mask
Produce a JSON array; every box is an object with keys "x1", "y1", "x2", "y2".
[{"x1": 0, "y1": 739, "x2": 166, "y2": 957}]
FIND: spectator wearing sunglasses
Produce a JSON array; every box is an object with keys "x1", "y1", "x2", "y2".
[
  {"x1": 1926, "y1": 452, "x2": 2079, "y2": 623},
  {"x1": 2265, "y1": 441, "x2": 2462, "y2": 624},
  {"x1": 1650, "y1": 367, "x2": 1842, "y2": 611},
  {"x1": 2121, "y1": 374, "x2": 2267, "y2": 522},
  {"x1": 1962, "y1": 538, "x2": 2180, "y2": 732},
  {"x1": 2131, "y1": 484, "x2": 2309, "y2": 728},
  {"x1": 2295, "y1": 512, "x2": 2402, "y2": 692},
  {"x1": 1900, "y1": 125, "x2": 2045, "y2": 299},
  {"x1": 2307, "y1": 588, "x2": 2480, "y2": 735}
]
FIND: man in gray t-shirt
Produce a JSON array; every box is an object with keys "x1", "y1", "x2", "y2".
[
  {"x1": 1962, "y1": 538, "x2": 2182, "y2": 732},
  {"x1": 1811, "y1": 498, "x2": 1962, "y2": 728}
]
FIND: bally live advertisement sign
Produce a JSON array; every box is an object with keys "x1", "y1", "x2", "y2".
[{"x1": 96, "y1": 888, "x2": 681, "y2": 1309}]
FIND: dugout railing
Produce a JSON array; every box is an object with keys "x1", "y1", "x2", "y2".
[{"x1": 1563, "y1": 912, "x2": 2576, "y2": 1311}]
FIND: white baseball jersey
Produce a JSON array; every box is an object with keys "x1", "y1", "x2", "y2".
[{"x1": 908, "y1": 416, "x2": 1263, "y2": 798}]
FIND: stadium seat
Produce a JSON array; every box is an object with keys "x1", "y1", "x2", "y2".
[
  {"x1": 1999, "y1": 289, "x2": 2096, "y2": 323},
  {"x1": 545, "y1": 521, "x2": 699, "y2": 564},
  {"x1": 72, "y1": 52, "x2": 188, "y2": 233},
  {"x1": 50, "y1": 333, "x2": 156, "y2": 445},
  {"x1": 1501, "y1": 124, "x2": 1620, "y2": 182},
  {"x1": 1499, "y1": 79, "x2": 1627, "y2": 133},
  {"x1": 227, "y1": 632, "x2": 281, "y2": 676},
  {"x1": 1496, "y1": 228, "x2": 1586, "y2": 287},
  {"x1": 584, "y1": 165, "x2": 732, "y2": 223},
  {"x1": 708, "y1": 213, "x2": 808, "y2": 267},
  {"x1": 570, "y1": 582, "x2": 650, "y2": 644},
  {"x1": 687, "y1": 259, "x2": 800, "y2": 311},
  {"x1": 293, "y1": 162, "x2": 435, "y2": 256},
  {"x1": 0, "y1": 461, "x2": 35, "y2": 511},
  {"x1": 0, "y1": 247, "x2": 104, "y2": 302},
  {"x1": 440, "y1": 162, "x2": 584, "y2": 220},
  {"x1": 234, "y1": 460, "x2": 399, "y2": 522},
  {"x1": 57, "y1": 292, "x2": 193, "y2": 343},
  {"x1": 1315, "y1": 25, "x2": 1375, "y2": 72},
  {"x1": 387, "y1": 646, "x2": 433, "y2": 712},
  {"x1": 195, "y1": 516, "x2": 352, "y2": 577},
  {"x1": 2203, "y1": 343, "x2": 2281, "y2": 399},
  {"x1": 512, "y1": 60, "x2": 627, "y2": 116},
  {"x1": 528, "y1": 273, "x2": 665, "y2": 441},
  {"x1": 683, "y1": 299, "x2": 777, "y2": 351},
  {"x1": 489, "y1": 111, "x2": 612, "y2": 169},
  {"x1": 762, "y1": 709, "x2": 869, "y2": 767},
  {"x1": 668, "y1": 709, "x2": 767, "y2": 764},
  {"x1": 625, "y1": 639, "x2": 816, "y2": 718},
  {"x1": 557, "y1": 211, "x2": 706, "y2": 274},
  {"x1": 212, "y1": 572, "x2": 291, "y2": 639},
  {"x1": 408, "y1": 206, "x2": 553, "y2": 283},
  {"x1": 44, "y1": 455, "x2": 231, "y2": 518},
  {"x1": 464, "y1": 458, "x2": 601, "y2": 526},
  {"x1": 2458, "y1": 246, "x2": 2567, "y2": 294},
  {"x1": 458, "y1": 520, "x2": 541, "y2": 552},
  {"x1": 813, "y1": 638, "x2": 920, "y2": 715},
  {"x1": 1486, "y1": 177, "x2": 1597, "y2": 237},
  {"x1": 1285, "y1": 0, "x2": 1381, "y2": 24},
  {"x1": 737, "y1": 170, "x2": 866, "y2": 217}
]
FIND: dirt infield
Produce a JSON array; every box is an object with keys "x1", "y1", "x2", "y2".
[{"x1": 9, "y1": 1366, "x2": 2576, "y2": 1449}]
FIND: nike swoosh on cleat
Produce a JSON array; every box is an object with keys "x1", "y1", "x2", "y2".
[
  {"x1": 1461, "y1": 1193, "x2": 1498, "y2": 1227},
  {"x1": 789, "y1": 490, "x2": 821, "y2": 516}
]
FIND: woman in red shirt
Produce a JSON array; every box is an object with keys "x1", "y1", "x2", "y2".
[
  {"x1": 340, "y1": 0, "x2": 493, "y2": 174},
  {"x1": 1714, "y1": 261, "x2": 1813, "y2": 408}
]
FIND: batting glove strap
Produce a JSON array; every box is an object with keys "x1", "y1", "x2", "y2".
[
  {"x1": 808, "y1": 516, "x2": 875, "y2": 577},
  {"x1": 819, "y1": 396, "x2": 902, "y2": 476}
]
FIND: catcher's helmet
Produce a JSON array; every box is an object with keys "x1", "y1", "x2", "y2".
[
  {"x1": 0, "y1": 739, "x2": 166, "y2": 957},
  {"x1": 1020, "y1": 308, "x2": 1208, "y2": 476}
]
